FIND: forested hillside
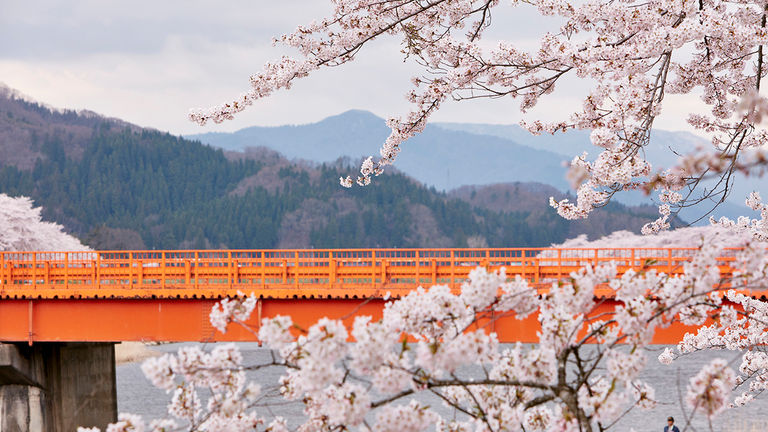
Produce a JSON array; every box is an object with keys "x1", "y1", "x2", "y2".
[{"x1": 0, "y1": 90, "x2": 669, "y2": 249}]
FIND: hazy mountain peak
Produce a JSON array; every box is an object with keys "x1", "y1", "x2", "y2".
[
  {"x1": 187, "y1": 110, "x2": 571, "y2": 192},
  {"x1": 324, "y1": 109, "x2": 383, "y2": 123}
]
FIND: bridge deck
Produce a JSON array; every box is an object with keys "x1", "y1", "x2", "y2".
[{"x1": 0, "y1": 248, "x2": 758, "y2": 343}]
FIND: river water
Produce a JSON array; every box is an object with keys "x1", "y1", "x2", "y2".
[{"x1": 117, "y1": 343, "x2": 767, "y2": 431}]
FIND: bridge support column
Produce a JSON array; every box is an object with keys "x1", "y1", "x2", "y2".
[{"x1": 0, "y1": 342, "x2": 117, "y2": 431}]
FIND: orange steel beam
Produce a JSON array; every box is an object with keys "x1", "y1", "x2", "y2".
[
  {"x1": 0, "y1": 298, "x2": 714, "y2": 345},
  {"x1": 0, "y1": 248, "x2": 763, "y2": 344}
]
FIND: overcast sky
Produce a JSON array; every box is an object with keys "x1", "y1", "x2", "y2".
[{"x1": 1, "y1": 0, "x2": 703, "y2": 135}]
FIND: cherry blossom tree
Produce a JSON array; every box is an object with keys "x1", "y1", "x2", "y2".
[
  {"x1": 0, "y1": 194, "x2": 88, "y2": 251},
  {"x1": 188, "y1": 0, "x2": 768, "y2": 233}
]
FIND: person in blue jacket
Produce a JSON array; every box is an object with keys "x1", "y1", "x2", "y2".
[{"x1": 664, "y1": 416, "x2": 680, "y2": 432}]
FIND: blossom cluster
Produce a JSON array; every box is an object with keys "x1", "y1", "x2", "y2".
[
  {"x1": 712, "y1": 191, "x2": 768, "y2": 241},
  {"x1": 83, "y1": 343, "x2": 264, "y2": 432},
  {"x1": 209, "y1": 291, "x2": 258, "y2": 333}
]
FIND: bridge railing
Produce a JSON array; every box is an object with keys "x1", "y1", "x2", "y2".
[{"x1": 0, "y1": 248, "x2": 741, "y2": 299}]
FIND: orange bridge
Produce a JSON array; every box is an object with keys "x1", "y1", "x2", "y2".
[{"x1": 0, "y1": 248, "x2": 756, "y2": 344}]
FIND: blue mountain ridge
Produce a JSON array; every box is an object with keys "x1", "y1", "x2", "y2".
[
  {"x1": 187, "y1": 110, "x2": 758, "y2": 224},
  {"x1": 188, "y1": 110, "x2": 569, "y2": 191}
]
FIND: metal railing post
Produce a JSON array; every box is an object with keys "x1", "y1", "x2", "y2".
[
  {"x1": 450, "y1": 250, "x2": 455, "y2": 289},
  {"x1": 228, "y1": 251, "x2": 233, "y2": 290},
  {"x1": 32, "y1": 253, "x2": 37, "y2": 287},
  {"x1": 431, "y1": 258, "x2": 437, "y2": 285},
  {"x1": 416, "y1": 251, "x2": 421, "y2": 285},
  {"x1": 161, "y1": 252, "x2": 166, "y2": 289},
  {"x1": 95, "y1": 253, "x2": 100, "y2": 289},
  {"x1": 185, "y1": 258, "x2": 191, "y2": 288},
  {"x1": 371, "y1": 250, "x2": 376, "y2": 288},
  {"x1": 329, "y1": 251, "x2": 335, "y2": 288},
  {"x1": 194, "y1": 251, "x2": 199, "y2": 289},
  {"x1": 294, "y1": 252, "x2": 299, "y2": 289},
  {"x1": 64, "y1": 253, "x2": 69, "y2": 290},
  {"x1": 261, "y1": 252, "x2": 266, "y2": 288}
]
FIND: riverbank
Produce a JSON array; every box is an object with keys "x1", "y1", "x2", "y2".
[{"x1": 115, "y1": 342, "x2": 161, "y2": 365}]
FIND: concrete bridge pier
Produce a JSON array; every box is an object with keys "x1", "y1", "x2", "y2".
[{"x1": 0, "y1": 342, "x2": 117, "y2": 431}]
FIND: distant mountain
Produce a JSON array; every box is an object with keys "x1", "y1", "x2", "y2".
[
  {"x1": 0, "y1": 89, "x2": 668, "y2": 249},
  {"x1": 189, "y1": 110, "x2": 388, "y2": 156},
  {"x1": 189, "y1": 110, "x2": 759, "y2": 224},
  {"x1": 189, "y1": 110, "x2": 712, "y2": 191},
  {"x1": 187, "y1": 110, "x2": 571, "y2": 191},
  {"x1": 434, "y1": 122, "x2": 704, "y2": 169}
]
